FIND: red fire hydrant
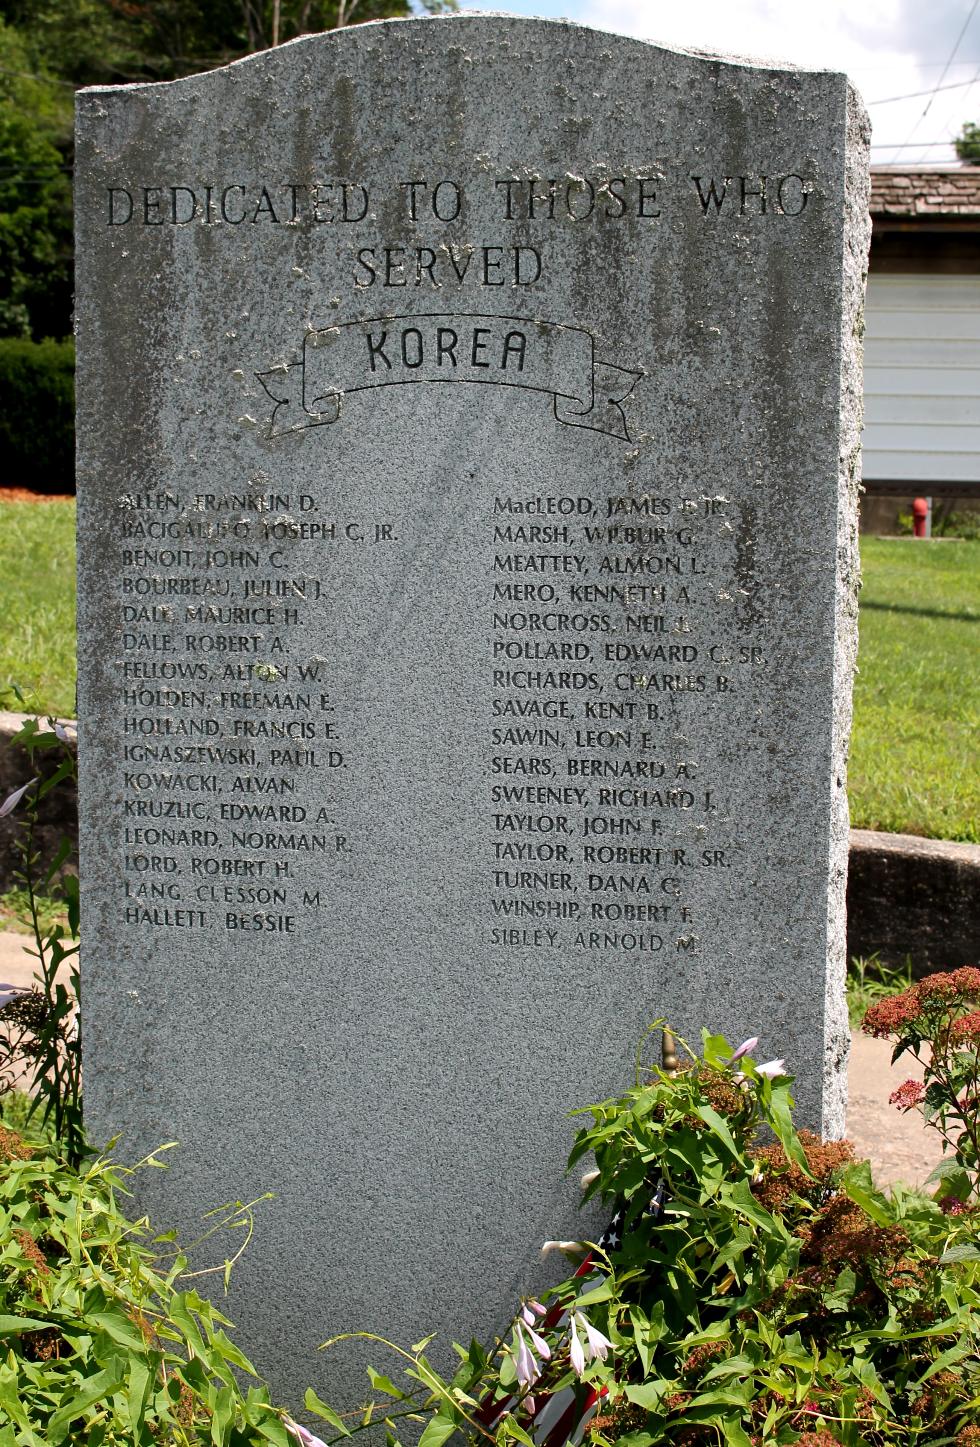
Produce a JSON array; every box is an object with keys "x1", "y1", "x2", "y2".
[{"x1": 912, "y1": 497, "x2": 930, "y2": 538}]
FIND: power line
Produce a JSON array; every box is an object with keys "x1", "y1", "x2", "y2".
[
  {"x1": 891, "y1": 0, "x2": 978, "y2": 159},
  {"x1": 869, "y1": 75, "x2": 980, "y2": 104},
  {"x1": 870, "y1": 140, "x2": 964, "y2": 148},
  {"x1": 891, "y1": 0, "x2": 979, "y2": 161},
  {"x1": 907, "y1": 63, "x2": 978, "y2": 161},
  {"x1": 922, "y1": 0, "x2": 980, "y2": 118}
]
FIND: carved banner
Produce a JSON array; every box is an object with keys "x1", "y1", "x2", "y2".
[{"x1": 257, "y1": 313, "x2": 642, "y2": 441}]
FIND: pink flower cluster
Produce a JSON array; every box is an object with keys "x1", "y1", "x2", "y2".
[
  {"x1": 511, "y1": 1299, "x2": 613, "y2": 1408},
  {"x1": 863, "y1": 968, "x2": 980, "y2": 1040},
  {"x1": 888, "y1": 1079, "x2": 925, "y2": 1112},
  {"x1": 917, "y1": 967, "x2": 980, "y2": 1001},
  {"x1": 862, "y1": 991, "x2": 920, "y2": 1039},
  {"x1": 951, "y1": 1010, "x2": 980, "y2": 1044}
]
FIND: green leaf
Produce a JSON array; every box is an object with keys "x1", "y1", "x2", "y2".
[
  {"x1": 692, "y1": 1104, "x2": 740, "y2": 1161},
  {"x1": 909, "y1": 1339, "x2": 972, "y2": 1387},
  {"x1": 721, "y1": 1178, "x2": 785, "y2": 1237},
  {"x1": 417, "y1": 1412, "x2": 459, "y2": 1447},
  {"x1": 719, "y1": 1422, "x2": 754, "y2": 1447},
  {"x1": 571, "y1": 1277, "x2": 614, "y2": 1308},
  {"x1": 305, "y1": 1388, "x2": 351, "y2": 1436},
  {"x1": 0, "y1": 1315, "x2": 53, "y2": 1335},
  {"x1": 502, "y1": 1420, "x2": 537, "y2": 1447},
  {"x1": 368, "y1": 1367, "x2": 407, "y2": 1400},
  {"x1": 127, "y1": 1361, "x2": 153, "y2": 1424},
  {"x1": 824, "y1": 1264, "x2": 858, "y2": 1310},
  {"x1": 625, "y1": 1381, "x2": 668, "y2": 1409},
  {"x1": 940, "y1": 1243, "x2": 980, "y2": 1263},
  {"x1": 841, "y1": 1161, "x2": 894, "y2": 1227},
  {"x1": 254, "y1": 1421, "x2": 292, "y2": 1446},
  {"x1": 85, "y1": 1309, "x2": 150, "y2": 1351},
  {"x1": 684, "y1": 1385, "x2": 753, "y2": 1411},
  {"x1": 47, "y1": 1365, "x2": 124, "y2": 1438},
  {"x1": 701, "y1": 1032, "x2": 733, "y2": 1068},
  {"x1": 211, "y1": 1384, "x2": 235, "y2": 1444},
  {"x1": 37, "y1": 757, "x2": 74, "y2": 801},
  {"x1": 765, "y1": 1084, "x2": 809, "y2": 1173}
]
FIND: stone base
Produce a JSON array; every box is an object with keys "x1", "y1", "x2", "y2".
[{"x1": 847, "y1": 828, "x2": 979, "y2": 973}]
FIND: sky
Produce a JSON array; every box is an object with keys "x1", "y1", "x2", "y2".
[{"x1": 455, "y1": 0, "x2": 980, "y2": 164}]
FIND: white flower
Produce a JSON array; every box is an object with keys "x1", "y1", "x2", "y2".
[
  {"x1": 727, "y1": 1036, "x2": 759, "y2": 1064},
  {"x1": 525, "y1": 1323, "x2": 551, "y2": 1360},
  {"x1": 756, "y1": 1059, "x2": 786, "y2": 1078},
  {"x1": 0, "y1": 778, "x2": 38, "y2": 818},
  {"x1": 284, "y1": 1420, "x2": 329, "y2": 1447},
  {"x1": 54, "y1": 721, "x2": 76, "y2": 743},
  {"x1": 569, "y1": 1316, "x2": 586, "y2": 1377},
  {"x1": 514, "y1": 1323, "x2": 540, "y2": 1389},
  {"x1": 575, "y1": 1311, "x2": 613, "y2": 1363}
]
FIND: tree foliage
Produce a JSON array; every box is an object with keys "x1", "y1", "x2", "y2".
[
  {"x1": 0, "y1": 0, "x2": 457, "y2": 342},
  {"x1": 955, "y1": 121, "x2": 980, "y2": 164}
]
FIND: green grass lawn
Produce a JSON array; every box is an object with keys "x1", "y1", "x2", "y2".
[
  {"x1": 0, "y1": 503, "x2": 976, "y2": 840},
  {"x1": 850, "y1": 537, "x2": 978, "y2": 842},
  {"x1": 0, "y1": 500, "x2": 76, "y2": 719}
]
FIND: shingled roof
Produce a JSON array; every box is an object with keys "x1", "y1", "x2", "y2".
[{"x1": 871, "y1": 166, "x2": 980, "y2": 218}]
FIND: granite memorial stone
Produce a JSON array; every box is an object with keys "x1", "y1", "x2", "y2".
[{"x1": 75, "y1": 16, "x2": 870, "y2": 1410}]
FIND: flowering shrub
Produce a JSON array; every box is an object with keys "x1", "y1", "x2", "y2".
[
  {"x1": 0, "y1": 715, "x2": 81, "y2": 1161},
  {"x1": 864, "y1": 966, "x2": 980, "y2": 1201},
  {"x1": 0, "y1": 1122, "x2": 305, "y2": 1444},
  {"x1": 3, "y1": 732, "x2": 978, "y2": 1444},
  {"x1": 312, "y1": 1029, "x2": 980, "y2": 1447}
]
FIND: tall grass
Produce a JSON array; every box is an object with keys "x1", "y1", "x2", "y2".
[
  {"x1": 850, "y1": 538, "x2": 978, "y2": 842},
  {"x1": 0, "y1": 500, "x2": 76, "y2": 719}
]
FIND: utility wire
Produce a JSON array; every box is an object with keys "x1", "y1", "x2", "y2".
[
  {"x1": 870, "y1": 139, "x2": 967, "y2": 148},
  {"x1": 869, "y1": 74, "x2": 980, "y2": 103},
  {"x1": 891, "y1": 0, "x2": 979, "y2": 160},
  {"x1": 911, "y1": 64, "x2": 980, "y2": 162},
  {"x1": 921, "y1": 0, "x2": 980, "y2": 118}
]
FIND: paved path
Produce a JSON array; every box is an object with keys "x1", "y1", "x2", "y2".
[
  {"x1": 0, "y1": 930, "x2": 946, "y2": 1190},
  {"x1": 0, "y1": 927, "x2": 72, "y2": 992}
]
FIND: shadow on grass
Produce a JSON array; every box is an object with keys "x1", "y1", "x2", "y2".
[{"x1": 860, "y1": 601, "x2": 978, "y2": 624}]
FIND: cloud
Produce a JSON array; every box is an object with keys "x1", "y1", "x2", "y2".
[{"x1": 577, "y1": 0, "x2": 920, "y2": 73}]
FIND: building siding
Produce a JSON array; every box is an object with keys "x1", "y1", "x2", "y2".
[{"x1": 863, "y1": 274, "x2": 980, "y2": 484}]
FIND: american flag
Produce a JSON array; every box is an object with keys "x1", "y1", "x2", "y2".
[{"x1": 476, "y1": 1178, "x2": 669, "y2": 1447}]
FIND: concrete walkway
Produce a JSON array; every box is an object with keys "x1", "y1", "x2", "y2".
[{"x1": 0, "y1": 929, "x2": 945, "y2": 1190}]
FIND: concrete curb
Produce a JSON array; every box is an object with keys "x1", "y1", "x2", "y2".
[{"x1": 847, "y1": 828, "x2": 979, "y2": 973}]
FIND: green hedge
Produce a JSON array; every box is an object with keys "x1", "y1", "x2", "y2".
[{"x1": 0, "y1": 337, "x2": 74, "y2": 493}]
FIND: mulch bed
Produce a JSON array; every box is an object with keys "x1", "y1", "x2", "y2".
[{"x1": 0, "y1": 488, "x2": 74, "y2": 503}]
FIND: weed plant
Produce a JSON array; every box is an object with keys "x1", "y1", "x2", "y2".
[
  {"x1": 847, "y1": 954, "x2": 914, "y2": 1029},
  {"x1": 317, "y1": 1024, "x2": 980, "y2": 1447}
]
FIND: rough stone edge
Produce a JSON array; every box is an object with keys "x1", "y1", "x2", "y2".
[
  {"x1": 823, "y1": 80, "x2": 872, "y2": 1140},
  {"x1": 75, "y1": 12, "x2": 853, "y2": 98}
]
